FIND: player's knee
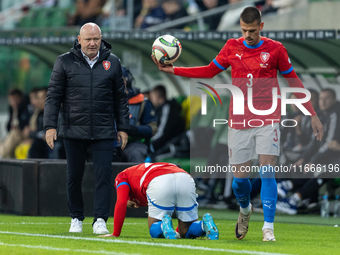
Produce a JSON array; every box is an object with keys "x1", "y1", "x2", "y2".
[{"x1": 149, "y1": 221, "x2": 163, "y2": 238}]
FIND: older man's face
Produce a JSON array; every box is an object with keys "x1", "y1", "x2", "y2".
[{"x1": 78, "y1": 24, "x2": 102, "y2": 59}]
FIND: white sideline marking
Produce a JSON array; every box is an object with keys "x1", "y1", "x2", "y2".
[
  {"x1": 0, "y1": 242, "x2": 140, "y2": 255},
  {"x1": 0, "y1": 222, "x2": 142, "y2": 225},
  {"x1": 0, "y1": 231, "x2": 297, "y2": 255}
]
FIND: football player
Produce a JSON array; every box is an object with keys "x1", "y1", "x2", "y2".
[
  {"x1": 152, "y1": 7, "x2": 323, "y2": 241},
  {"x1": 101, "y1": 162, "x2": 218, "y2": 239}
]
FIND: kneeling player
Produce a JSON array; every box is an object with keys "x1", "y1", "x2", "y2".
[{"x1": 101, "y1": 162, "x2": 218, "y2": 239}]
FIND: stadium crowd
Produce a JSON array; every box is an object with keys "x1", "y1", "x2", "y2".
[
  {"x1": 71, "y1": 0, "x2": 300, "y2": 29},
  {"x1": 0, "y1": 88, "x2": 59, "y2": 159},
  {"x1": 6, "y1": 0, "x2": 301, "y2": 30}
]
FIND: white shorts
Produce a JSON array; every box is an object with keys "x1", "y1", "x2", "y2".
[
  {"x1": 146, "y1": 173, "x2": 198, "y2": 222},
  {"x1": 228, "y1": 123, "x2": 280, "y2": 165}
]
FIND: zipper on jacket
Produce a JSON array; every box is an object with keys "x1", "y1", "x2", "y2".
[
  {"x1": 90, "y1": 68, "x2": 94, "y2": 140},
  {"x1": 90, "y1": 59, "x2": 106, "y2": 139}
]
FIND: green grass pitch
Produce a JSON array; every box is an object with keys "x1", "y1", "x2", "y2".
[{"x1": 0, "y1": 209, "x2": 339, "y2": 255}]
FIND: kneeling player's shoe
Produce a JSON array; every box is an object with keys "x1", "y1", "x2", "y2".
[
  {"x1": 262, "y1": 228, "x2": 276, "y2": 241},
  {"x1": 162, "y1": 215, "x2": 177, "y2": 239},
  {"x1": 276, "y1": 198, "x2": 297, "y2": 215},
  {"x1": 69, "y1": 218, "x2": 82, "y2": 233},
  {"x1": 277, "y1": 182, "x2": 288, "y2": 199},
  {"x1": 202, "y1": 213, "x2": 219, "y2": 240},
  {"x1": 235, "y1": 203, "x2": 253, "y2": 240},
  {"x1": 93, "y1": 218, "x2": 109, "y2": 234}
]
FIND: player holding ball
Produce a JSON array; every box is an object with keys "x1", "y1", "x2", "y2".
[{"x1": 152, "y1": 7, "x2": 323, "y2": 241}]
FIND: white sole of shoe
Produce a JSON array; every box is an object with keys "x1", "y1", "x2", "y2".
[
  {"x1": 69, "y1": 229, "x2": 82, "y2": 233},
  {"x1": 93, "y1": 230, "x2": 109, "y2": 234}
]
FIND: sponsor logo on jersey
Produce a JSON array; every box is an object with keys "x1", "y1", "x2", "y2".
[
  {"x1": 103, "y1": 61, "x2": 111, "y2": 70},
  {"x1": 260, "y1": 52, "x2": 270, "y2": 63},
  {"x1": 236, "y1": 54, "x2": 243, "y2": 60},
  {"x1": 260, "y1": 63, "x2": 268, "y2": 68}
]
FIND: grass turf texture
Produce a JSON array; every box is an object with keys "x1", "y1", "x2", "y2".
[{"x1": 0, "y1": 209, "x2": 339, "y2": 255}]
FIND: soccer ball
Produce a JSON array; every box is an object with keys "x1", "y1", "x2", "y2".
[{"x1": 152, "y1": 35, "x2": 182, "y2": 64}]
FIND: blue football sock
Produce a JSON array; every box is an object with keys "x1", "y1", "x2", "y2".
[
  {"x1": 185, "y1": 220, "x2": 205, "y2": 238},
  {"x1": 232, "y1": 177, "x2": 252, "y2": 209},
  {"x1": 149, "y1": 221, "x2": 164, "y2": 238},
  {"x1": 260, "y1": 165, "x2": 277, "y2": 223}
]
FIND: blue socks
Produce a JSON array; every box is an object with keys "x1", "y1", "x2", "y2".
[
  {"x1": 232, "y1": 177, "x2": 252, "y2": 209},
  {"x1": 185, "y1": 220, "x2": 205, "y2": 238},
  {"x1": 149, "y1": 221, "x2": 163, "y2": 238},
  {"x1": 260, "y1": 165, "x2": 277, "y2": 223},
  {"x1": 150, "y1": 220, "x2": 206, "y2": 239}
]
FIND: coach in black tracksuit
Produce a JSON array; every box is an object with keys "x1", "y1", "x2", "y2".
[{"x1": 44, "y1": 23, "x2": 129, "y2": 234}]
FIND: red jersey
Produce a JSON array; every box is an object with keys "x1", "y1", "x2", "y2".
[
  {"x1": 174, "y1": 36, "x2": 315, "y2": 130},
  {"x1": 113, "y1": 163, "x2": 188, "y2": 236},
  {"x1": 214, "y1": 37, "x2": 292, "y2": 129}
]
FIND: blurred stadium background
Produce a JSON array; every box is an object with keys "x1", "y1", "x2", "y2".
[
  {"x1": 0, "y1": 0, "x2": 340, "y2": 220},
  {"x1": 0, "y1": 0, "x2": 340, "y2": 137}
]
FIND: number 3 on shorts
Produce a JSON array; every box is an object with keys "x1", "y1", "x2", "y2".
[
  {"x1": 247, "y1": 73, "x2": 253, "y2": 87},
  {"x1": 273, "y1": 129, "x2": 278, "y2": 142}
]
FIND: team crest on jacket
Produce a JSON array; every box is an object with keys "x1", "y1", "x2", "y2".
[
  {"x1": 103, "y1": 61, "x2": 111, "y2": 70},
  {"x1": 260, "y1": 52, "x2": 270, "y2": 63}
]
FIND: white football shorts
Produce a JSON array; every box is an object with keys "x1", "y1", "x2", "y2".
[
  {"x1": 146, "y1": 172, "x2": 198, "y2": 222},
  {"x1": 228, "y1": 123, "x2": 280, "y2": 165}
]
